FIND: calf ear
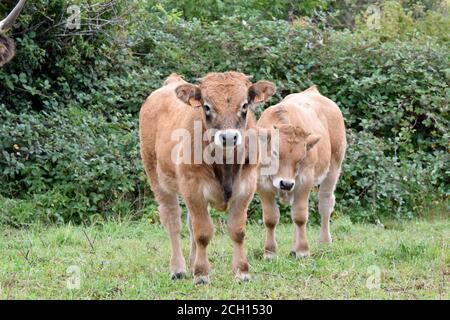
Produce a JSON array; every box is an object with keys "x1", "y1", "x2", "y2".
[
  {"x1": 175, "y1": 84, "x2": 202, "y2": 107},
  {"x1": 248, "y1": 81, "x2": 276, "y2": 105},
  {"x1": 306, "y1": 134, "x2": 321, "y2": 151}
]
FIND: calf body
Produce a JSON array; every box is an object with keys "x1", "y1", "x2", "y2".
[
  {"x1": 139, "y1": 72, "x2": 275, "y2": 283},
  {"x1": 257, "y1": 86, "x2": 346, "y2": 258}
]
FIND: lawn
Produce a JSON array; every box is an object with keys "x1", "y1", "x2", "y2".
[{"x1": 0, "y1": 215, "x2": 448, "y2": 299}]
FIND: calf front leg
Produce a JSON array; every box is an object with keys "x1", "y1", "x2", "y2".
[
  {"x1": 291, "y1": 185, "x2": 312, "y2": 258},
  {"x1": 259, "y1": 189, "x2": 279, "y2": 260},
  {"x1": 228, "y1": 197, "x2": 251, "y2": 281},
  {"x1": 228, "y1": 171, "x2": 258, "y2": 281},
  {"x1": 184, "y1": 196, "x2": 213, "y2": 285}
]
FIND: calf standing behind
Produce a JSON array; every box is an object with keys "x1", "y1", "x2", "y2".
[
  {"x1": 139, "y1": 72, "x2": 276, "y2": 284},
  {"x1": 257, "y1": 86, "x2": 346, "y2": 259}
]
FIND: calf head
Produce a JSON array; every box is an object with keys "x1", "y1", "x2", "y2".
[
  {"x1": 271, "y1": 124, "x2": 320, "y2": 191},
  {"x1": 175, "y1": 71, "x2": 276, "y2": 148}
]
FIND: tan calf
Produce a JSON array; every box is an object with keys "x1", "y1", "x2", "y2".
[
  {"x1": 139, "y1": 72, "x2": 276, "y2": 284},
  {"x1": 257, "y1": 86, "x2": 346, "y2": 259}
]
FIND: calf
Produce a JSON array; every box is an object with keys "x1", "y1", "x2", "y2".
[
  {"x1": 139, "y1": 72, "x2": 276, "y2": 284},
  {"x1": 257, "y1": 86, "x2": 346, "y2": 259}
]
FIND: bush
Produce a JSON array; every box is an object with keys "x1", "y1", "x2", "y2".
[
  {"x1": 0, "y1": 0, "x2": 448, "y2": 225},
  {"x1": 0, "y1": 105, "x2": 146, "y2": 223}
]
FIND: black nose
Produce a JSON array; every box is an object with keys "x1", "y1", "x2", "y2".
[
  {"x1": 219, "y1": 131, "x2": 239, "y2": 146},
  {"x1": 280, "y1": 180, "x2": 294, "y2": 191}
]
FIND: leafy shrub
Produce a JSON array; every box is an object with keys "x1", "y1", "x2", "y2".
[
  {"x1": 0, "y1": 0, "x2": 448, "y2": 225},
  {"x1": 0, "y1": 104, "x2": 147, "y2": 223},
  {"x1": 356, "y1": 0, "x2": 450, "y2": 43},
  {"x1": 160, "y1": 0, "x2": 334, "y2": 21}
]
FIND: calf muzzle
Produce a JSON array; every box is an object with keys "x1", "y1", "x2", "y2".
[
  {"x1": 214, "y1": 129, "x2": 242, "y2": 147},
  {"x1": 280, "y1": 180, "x2": 295, "y2": 191}
]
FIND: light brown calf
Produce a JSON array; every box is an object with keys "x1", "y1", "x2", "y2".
[
  {"x1": 139, "y1": 72, "x2": 276, "y2": 284},
  {"x1": 257, "y1": 86, "x2": 346, "y2": 259}
]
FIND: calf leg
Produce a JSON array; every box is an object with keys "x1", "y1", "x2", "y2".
[
  {"x1": 318, "y1": 170, "x2": 340, "y2": 244},
  {"x1": 142, "y1": 159, "x2": 186, "y2": 280},
  {"x1": 291, "y1": 185, "x2": 312, "y2": 258},
  {"x1": 187, "y1": 212, "x2": 196, "y2": 268},
  {"x1": 184, "y1": 196, "x2": 213, "y2": 285},
  {"x1": 156, "y1": 192, "x2": 186, "y2": 279},
  {"x1": 259, "y1": 190, "x2": 279, "y2": 260},
  {"x1": 227, "y1": 195, "x2": 253, "y2": 281}
]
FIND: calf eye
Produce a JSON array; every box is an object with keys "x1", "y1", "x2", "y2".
[
  {"x1": 203, "y1": 103, "x2": 212, "y2": 119},
  {"x1": 239, "y1": 103, "x2": 248, "y2": 117},
  {"x1": 203, "y1": 103, "x2": 214, "y2": 121}
]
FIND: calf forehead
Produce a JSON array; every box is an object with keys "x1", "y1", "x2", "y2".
[
  {"x1": 279, "y1": 135, "x2": 304, "y2": 158},
  {"x1": 200, "y1": 72, "x2": 250, "y2": 108}
]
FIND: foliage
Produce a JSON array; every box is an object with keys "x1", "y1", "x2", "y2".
[
  {"x1": 0, "y1": 104, "x2": 145, "y2": 225},
  {"x1": 356, "y1": 0, "x2": 450, "y2": 42},
  {"x1": 0, "y1": 0, "x2": 448, "y2": 225},
  {"x1": 160, "y1": 0, "x2": 334, "y2": 21}
]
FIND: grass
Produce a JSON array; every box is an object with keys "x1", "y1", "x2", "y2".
[{"x1": 0, "y1": 215, "x2": 448, "y2": 299}]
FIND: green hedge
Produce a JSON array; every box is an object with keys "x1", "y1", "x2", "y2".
[{"x1": 0, "y1": 0, "x2": 448, "y2": 226}]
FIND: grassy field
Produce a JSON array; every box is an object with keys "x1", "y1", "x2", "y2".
[{"x1": 0, "y1": 215, "x2": 448, "y2": 299}]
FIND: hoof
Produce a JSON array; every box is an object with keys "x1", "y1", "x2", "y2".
[
  {"x1": 236, "y1": 272, "x2": 251, "y2": 282},
  {"x1": 263, "y1": 251, "x2": 277, "y2": 261},
  {"x1": 319, "y1": 231, "x2": 332, "y2": 244},
  {"x1": 194, "y1": 275, "x2": 209, "y2": 285},
  {"x1": 171, "y1": 271, "x2": 187, "y2": 280},
  {"x1": 290, "y1": 250, "x2": 310, "y2": 259},
  {"x1": 319, "y1": 237, "x2": 332, "y2": 244}
]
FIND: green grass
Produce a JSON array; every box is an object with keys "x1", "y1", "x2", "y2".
[{"x1": 0, "y1": 215, "x2": 448, "y2": 299}]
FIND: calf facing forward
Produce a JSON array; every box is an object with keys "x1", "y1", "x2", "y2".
[
  {"x1": 257, "y1": 86, "x2": 346, "y2": 259},
  {"x1": 139, "y1": 72, "x2": 276, "y2": 284}
]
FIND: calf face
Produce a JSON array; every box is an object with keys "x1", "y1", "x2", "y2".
[
  {"x1": 271, "y1": 124, "x2": 320, "y2": 191},
  {"x1": 175, "y1": 72, "x2": 276, "y2": 148}
]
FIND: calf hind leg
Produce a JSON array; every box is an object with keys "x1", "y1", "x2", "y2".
[
  {"x1": 141, "y1": 153, "x2": 186, "y2": 279},
  {"x1": 318, "y1": 170, "x2": 340, "y2": 244},
  {"x1": 156, "y1": 191, "x2": 187, "y2": 279},
  {"x1": 187, "y1": 212, "x2": 196, "y2": 269}
]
